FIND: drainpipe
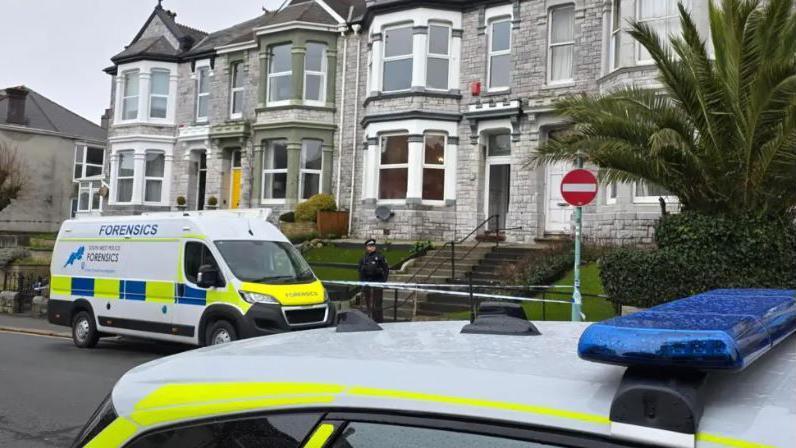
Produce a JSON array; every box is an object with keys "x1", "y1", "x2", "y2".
[
  {"x1": 334, "y1": 18, "x2": 350, "y2": 206},
  {"x1": 347, "y1": 24, "x2": 362, "y2": 234}
]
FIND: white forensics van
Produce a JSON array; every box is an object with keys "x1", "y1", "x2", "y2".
[{"x1": 48, "y1": 210, "x2": 333, "y2": 348}]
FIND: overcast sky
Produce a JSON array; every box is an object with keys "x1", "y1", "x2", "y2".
[{"x1": 0, "y1": 0, "x2": 283, "y2": 125}]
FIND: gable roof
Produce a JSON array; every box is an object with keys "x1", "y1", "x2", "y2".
[
  {"x1": 112, "y1": 4, "x2": 208, "y2": 64},
  {"x1": 0, "y1": 87, "x2": 106, "y2": 142}
]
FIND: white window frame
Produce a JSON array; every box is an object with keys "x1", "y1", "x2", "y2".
[
  {"x1": 377, "y1": 133, "x2": 410, "y2": 202},
  {"x1": 547, "y1": 5, "x2": 575, "y2": 84},
  {"x1": 143, "y1": 150, "x2": 165, "y2": 205},
  {"x1": 607, "y1": 182, "x2": 618, "y2": 204},
  {"x1": 635, "y1": 0, "x2": 688, "y2": 64},
  {"x1": 229, "y1": 62, "x2": 244, "y2": 119},
  {"x1": 426, "y1": 23, "x2": 451, "y2": 91},
  {"x1": 299, "y1": 139, "x2": 323, "y2": 200},
  {"x1": 633, "y1": 181, "x2": 677, "y2": 204},
  {"x1": 261, "y1": 140, "x2": 288, "y2": 204},
  {"x1": 121, "y1": 70, "x2": 140, "y2": 121},
  {"x1": 303, "y1": 43, "x2": 327, "y2": 105},
  {"x1": 267, "y1": 44, "x2": 293, "y2": 106},
  {"x1": 73, "y1": 144, "x2": 105, "y2": 180},
  {"x1": 421, "y1": 133, "x2": 446, "y2": 203},
  {"x1": 487, "y1": 17, "x2": 512, "y2": 91},
  {"x1": 382, "y1": 24, "x2": 414, "y2": 93},
  {"x1": 610, "y1": 0, "x2": 622, "y2": 70},
  {"x1": 77, "y1": 181, "x2": 104, "y2": 213},
  {"x1": 115, "y1": 150, "x2": 135, "y2": 204},
  {"x1": 195, "y1": 66, "x2": 210, "y2": 122},
  {"x1": 148, "y1": 69, "x2": 170, "y2": 120}
]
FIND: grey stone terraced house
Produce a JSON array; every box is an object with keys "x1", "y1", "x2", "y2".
[
  {"x1": 0, "y1": 86, "x2": 107, "y2": 232},
  {"x1": 101, "y1": 0, "x2": 704, "y2": 243}
]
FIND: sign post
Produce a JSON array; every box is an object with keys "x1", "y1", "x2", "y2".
[{"x1": 560, "y1": 167, "x2": 598, "y2": 322}]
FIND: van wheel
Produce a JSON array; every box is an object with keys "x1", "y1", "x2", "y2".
[
  {"x1": 72, "y1": 311, "x2": 99, "y2": 349},
  {"x1": 206, "y1": 320, "x2": 237, "y2": 346}
]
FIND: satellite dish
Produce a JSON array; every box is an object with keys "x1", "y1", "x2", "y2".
[{"x1": 375, "y1": 205, "x2": 393, "y2": 221}]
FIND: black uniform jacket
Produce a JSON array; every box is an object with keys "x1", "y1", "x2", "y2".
[{"x1": 357, "y1": 251, "x2": 390, "y2": 282}]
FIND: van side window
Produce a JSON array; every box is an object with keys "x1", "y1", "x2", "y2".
[{"x1": 185, "y1": 242, "x2": 220, "y2": 285}]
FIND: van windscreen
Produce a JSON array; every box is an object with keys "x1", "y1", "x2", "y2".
[{"x1": 214, "y1": 240, "x2": 315, "y2": 284}]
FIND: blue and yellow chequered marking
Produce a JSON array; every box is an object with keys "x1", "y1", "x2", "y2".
[{"x1": 50, "y1": 275, "x2": 235, "y2": 307}]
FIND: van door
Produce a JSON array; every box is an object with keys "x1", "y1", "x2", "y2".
[{"x1": 174, "y1": 240, "x2": 229, "y2": 343}]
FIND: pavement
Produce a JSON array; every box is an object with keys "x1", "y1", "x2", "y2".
[{"x1": 0, "y1": 315, "x2": 190, "y2": 447}]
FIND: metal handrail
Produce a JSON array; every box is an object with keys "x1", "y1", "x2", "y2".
[{"x1": 391, "y1": 215, "x2": 501, "y2": 320}]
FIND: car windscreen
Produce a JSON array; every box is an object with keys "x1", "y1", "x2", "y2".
[{"x1": 214, "y1": 240, "x2": 315, "y2": 284}]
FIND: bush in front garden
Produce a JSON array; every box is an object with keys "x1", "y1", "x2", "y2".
[
  {"x1": 294, "y1": 194, "x2": 337, "y2": 222},
  {"x1": 599, "y1": 213, "x2": 796, "y2": 308}
]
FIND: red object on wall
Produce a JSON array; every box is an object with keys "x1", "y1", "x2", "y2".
[
  {"x1": 470, "y1": 81, "x2": 481, "y2": 96},
  {"x1": 560, "y1": 169, "x2": 599, "y2": 206}
]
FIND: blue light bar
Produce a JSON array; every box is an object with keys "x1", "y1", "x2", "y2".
[{"x1": 578, "y1": 289, "x2": 796, "y2": 371}]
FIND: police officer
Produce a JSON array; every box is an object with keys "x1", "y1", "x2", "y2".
[{"x1": 357, "y1": 239, "x2": 390, "y2": 322}]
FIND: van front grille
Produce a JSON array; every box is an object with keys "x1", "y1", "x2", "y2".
[{"x1": 285, "y1": 307, "x2": 326, "y2": 326}]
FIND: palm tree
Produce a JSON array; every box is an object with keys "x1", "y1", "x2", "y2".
[{"x1": 531, "y1": 0, "x2": 796, "y2": 218}]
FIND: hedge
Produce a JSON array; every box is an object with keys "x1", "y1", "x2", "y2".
[
  {"x1": 294, "y1": 194, "x2": 336, "y2": 222},
  {"x1": 600, "y1": 213, "x2": 796, "y2": 308}
]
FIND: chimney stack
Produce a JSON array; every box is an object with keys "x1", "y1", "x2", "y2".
[
  {"x1": 5, "y1": 86, "x2": 28, "y2": 125},
  {"x1": 100, "y1": 108, "x2": 112, "y2": 130}
]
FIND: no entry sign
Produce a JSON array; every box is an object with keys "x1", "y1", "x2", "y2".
[{"x1": 560, "y1": 169, "x2": 598, "y2": 206}]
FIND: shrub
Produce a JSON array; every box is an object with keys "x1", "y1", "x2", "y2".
[
  {"x1": 600, "y1": 213, "x2": 796, "y2": 308},
  {"x1": 289, "y1": 231, "x2": 319, "y2": 244},
  {"x1": 295, "y1": 194, "x2": 336, "y2": 222},
  {"x1": 279, "y1": 211, "x2": 295, "y2": 223},
  {"x1": 176, "y1": 195, "x2": 186, "y2": 206},
  {"x1": 207, "y1": 196, "x2": 218, "y2": 207},
  {"x1": 410, "y1": 240, "x2": 434, "y2": 256}
]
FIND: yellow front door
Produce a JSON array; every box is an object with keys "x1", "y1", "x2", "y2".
[{"x1": 230, "y1": 150, "x2": 242, "y2": 209}]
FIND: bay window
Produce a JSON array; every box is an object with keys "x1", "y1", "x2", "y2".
[
  {"x1": 196, "y1": 67, "x2": 210, "y2": 120},
  {"x1": 116, "y1": 150, "x2": 135, "y2": 203},
  {"x1": 637, "y1": 0, "x2": 684, "y2": 62},
  {"x1": 230, "y1": 62, "x2": 244, "y2": 118},
  {"x1": 426, "y1": 24, "x2": 450, "y2": 90},
  {"x1": 268, "y1": 44, "x2": 293, "y2": 103},
  {"x1": 144, "y1": 151, "x2": 165, "y2": 203},
  {"x1": 548, "y1": 5, "x2": 575, "y2": 83},
  {"x1": 422, "y1": 134, "x2": 445, "y2": 200},
  {"x1": 149, "y1": 69, "x2": 170, "y2": 119},
  {"x1": 383, "y1": 26, "x2": 413, "y2": 92},
  {"x1": 74, "y1": 145, "x2": 104, "y2": 180},
  {"x1": 122, "y1": 70, "x2": 139, "y2": 120},
  {"x1": 304, "y1": 43, "x2": 326, "y2": 103},
  {"x1": 488, "y1": 18, "x2": 511, "y2": 90},
  {"x1": 262, "y1": 140, "x2": 288, "y2": 201},
  {"x1": 300, "y1": 140, "x2": 322, "y2": 199},
  {"x1": 379, "y1": 135, "x2": 409, "y2": 199}
]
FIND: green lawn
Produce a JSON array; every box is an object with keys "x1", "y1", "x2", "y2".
[
  {"x1": 445, "y1": 263, "x2": 617, "y2": 322},
  {"x1": 303, "y1": 244, "x2": 412, "y2": 281},
  {"x1": 521, "y1": 263, "x2": 616, "y2": 322}
]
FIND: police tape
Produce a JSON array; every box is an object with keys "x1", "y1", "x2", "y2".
[{"x1": 321, "y1": 280, "x2": 575, "y2": 305}]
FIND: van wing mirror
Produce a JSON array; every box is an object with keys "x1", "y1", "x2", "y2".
[{"x1": 197, "y1": 264, "x2": 222, "y2": 288}]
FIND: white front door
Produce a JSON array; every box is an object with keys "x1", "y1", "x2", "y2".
[{"x1": 545, "y1": 161, "x2": 573, "y2": 233}]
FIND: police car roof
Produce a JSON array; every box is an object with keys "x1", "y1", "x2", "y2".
[
  {"x1": 60, "y1": 209, "x2": 287, "y2": 242},
  {"x1": 112, "y1": 321, "x2": 795, "y2": 447}
]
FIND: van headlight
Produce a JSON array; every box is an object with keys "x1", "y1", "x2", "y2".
[{"x1": 240, "y1": 291, "x2": 280, "y2": 304}]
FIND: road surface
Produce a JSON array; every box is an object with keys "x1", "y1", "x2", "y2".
[{"x1": 0, "y1": 331, "x2": 187, "y2": 447}]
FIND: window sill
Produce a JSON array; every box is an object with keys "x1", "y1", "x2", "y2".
[
  {"x1": 541, "y1": 81, "x2": 575, "y2": 90},
  {"x1": 633, "y1": 197, "x2": 678, "y2": 205},
  {"x1": 482, "y1": 88, "x2": 511, "y2": 97},
  {"x1": 261, "y1": 199, "x2": 287, "y2": 205},
  {"x1": 256, "y1": 103, "x2": 335, "y2": 112},
  {"x1": 113, "y1": 119, "x2": 176, "y2": 127},
  {"x1": 364, "y1": 89, "x2": 462, "y2": 106}
]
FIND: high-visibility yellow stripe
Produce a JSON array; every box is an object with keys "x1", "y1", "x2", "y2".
[
  {"x1": 130, "y1": 396, "x2": 335, "y2": 426},
  {"x1": 145, "y1": 281, "x2": 174, "y2": 304},
  {"x1": 305, "y1": 423, "x2": 335, "y2": 448},
  {"x1": 51, "y1": 276, "x2": 71, "y2": 295},
  {"x1": 134, "y1": 382, "x2": 345, "y2": 410},
  {"x1": 240, "y1": 280, "x2": 326, "y2": 306},
  {"x1": 697, "y1": 432, "x2": 776, "y2": 448},
  {"x1": 84, "y1": 417, "x2": 137, "y2": 448},
  {"x1": 348, "y1": 386, "x2": 610, "y2": 425},
  {"x1": 94, "y1": 278, "x2": 120, "y2": 299}
]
